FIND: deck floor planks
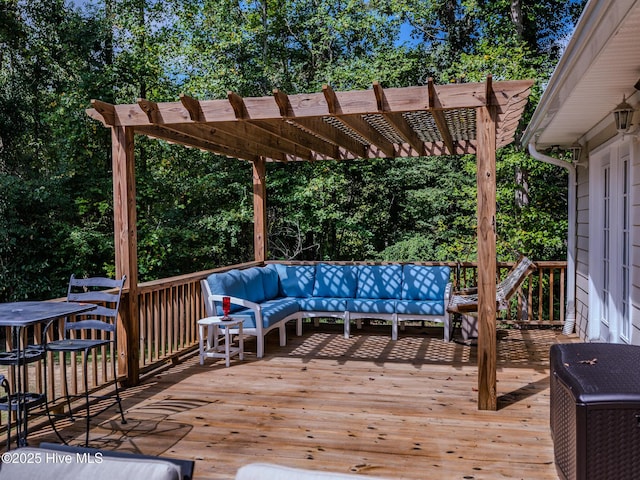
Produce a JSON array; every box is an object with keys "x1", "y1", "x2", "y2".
[{"x1": 30, "y1": 324, "x2": 562, "y2": 479}]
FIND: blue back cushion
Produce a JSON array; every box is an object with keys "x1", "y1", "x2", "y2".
[
  {"x1": 355, "y1": 265, "x2": 402, "y2": 299},
  {"x1": 269, "y1": 264, "x2": 316, "y2": 298},
  {"x1": 236, "y1": 267, "x2": 266, "y2": 304},
  {"x1": 401, "y1": 265, "x2": 450, "y2": 300},
  {"x1": 313, "y1": 263, "x2": 357, "y2": 298},
  {"x1": 206, "y1": 270, "x2": 247, "y2": 313},
  {"x1": 261, "y1": 266, "x2": 280, "y2": 300}
]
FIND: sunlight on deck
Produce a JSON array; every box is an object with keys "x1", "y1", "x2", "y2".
[{"x1": 31, "y1": 324, "x2": 563, "y2": 480}]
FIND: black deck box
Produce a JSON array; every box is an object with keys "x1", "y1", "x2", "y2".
[{"x1": 550, "y1": 343, "x2": 640, "y2": 480}]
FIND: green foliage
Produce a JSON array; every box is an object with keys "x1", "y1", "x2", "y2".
[{"x1": 0, "y1": 0, "x2": 585, "y2": 300}]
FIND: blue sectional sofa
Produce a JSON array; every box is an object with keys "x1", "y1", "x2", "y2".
[{"x1": 200, "y1": 263, "x2": 451, "y2": 358}]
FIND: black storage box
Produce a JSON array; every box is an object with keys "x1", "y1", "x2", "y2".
[{"x1": 550, "y1": 343, "x2": 640, "y2": 480}]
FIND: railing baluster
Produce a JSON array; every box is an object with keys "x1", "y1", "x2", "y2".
[
  {"x1": 549, "y1": 268, "x2": 555, "y2": 322},
  {"x1": 560, "y1": 267, "x2": 565, "y2": 323}
]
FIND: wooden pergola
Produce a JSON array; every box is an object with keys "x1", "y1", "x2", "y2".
[{"x1": 86, "y1": 76, "x2": 534, "y2": 410}]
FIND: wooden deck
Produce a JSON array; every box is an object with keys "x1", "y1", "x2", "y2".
[{"x1": 29, "y1": 323, "x2": 566, "y2": 480}]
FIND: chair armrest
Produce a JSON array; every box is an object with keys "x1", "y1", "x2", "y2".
[
  {"x1": 453, "y1": 287, "x2": 478, "y2": 295},
  {"x1": 207, "y1": 294, "x2": 266, "y2": 335},
  {"x1": 208, "y1": 294, "x2": 261, "y2": 312}
]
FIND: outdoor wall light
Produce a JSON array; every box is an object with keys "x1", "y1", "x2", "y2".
[
  {"x1": 613, "y1": 95, "x2": 635, "y2": 133},
  {"x1": 569, "y1": 142, "x2": 582, "y2": 164}
]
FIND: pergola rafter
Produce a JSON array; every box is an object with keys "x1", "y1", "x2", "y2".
[
  {"x1": 87, "y1": 76, "x2": 534, "y2": 411},
  {"x1": 87, "y1": 77, "x2": 532, "y2": 162}
]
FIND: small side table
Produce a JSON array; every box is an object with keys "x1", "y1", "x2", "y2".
[{"x1": 198, "y1": 316, "x2": 246, "y2": 367}]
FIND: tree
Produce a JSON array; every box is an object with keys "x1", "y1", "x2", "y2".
[{"x1": 0, "y1": 0, "x2": 588, "y2": 301}]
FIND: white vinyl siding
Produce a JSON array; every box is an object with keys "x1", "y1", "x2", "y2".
[{"x1": 575, "y1": 162, "x2": 590, "y2": 340}]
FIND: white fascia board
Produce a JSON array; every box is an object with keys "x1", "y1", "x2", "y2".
[{"x1": 522, "y1": 0, "x2": 639, "y2": 146}]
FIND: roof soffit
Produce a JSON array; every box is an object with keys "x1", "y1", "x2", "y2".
[{"x1": 525, "y1": 0, "x2": 640, "y2": 148}]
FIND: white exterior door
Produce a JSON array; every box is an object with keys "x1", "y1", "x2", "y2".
[{"x1": 588, "y1": 140, "x2": 632, "y2": 343}]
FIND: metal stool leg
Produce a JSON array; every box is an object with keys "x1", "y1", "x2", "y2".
[
  {"x1": 44, "y1": 350, "x2": 71, "y2": 445},
  {"x1": 111, "y1": 346, "x2": 126, "y2": 425},
  {"x1": 83, "y1": 349, "x2": 90, "y2": 447},
  {"x1": 0, "y1": 375, "x2": 11, "y2": 451}
]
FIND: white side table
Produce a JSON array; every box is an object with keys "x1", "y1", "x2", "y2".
[{"x1": 198, "y1": 316, "x2": 246, "y2": 367}]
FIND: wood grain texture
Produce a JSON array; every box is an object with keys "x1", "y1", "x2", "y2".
[
  {"x1": 87, "y1": 79, "x2": 533, "y2": 163},
  {"x1": 476, "y1": 106, "x2": 498, "y2": 410},
  {"x1": 112, "y1": 126, "x2": 139, "y2": 384},
  {"x1": 30, "y1": 324, "x2": 561, "y2": 480}
]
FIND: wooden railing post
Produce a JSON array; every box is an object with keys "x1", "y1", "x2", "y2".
[{"x1": 112, "y1": 126, "x2": 140, "y2": 386}]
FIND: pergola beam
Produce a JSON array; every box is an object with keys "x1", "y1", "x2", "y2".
[
  {"x1": 322, "y1": 84, "x2": 396, "y2": 158},
  {"x1": 87, "y1": 80, "x2": 533, "y2": 128},
  {"x1": 135, "y1": 124, "x2": 259, "y2": 161},
  {"x1": 428, "y1": 78, "x2": 456, "y2": 155},
  {"x1": 86, "y1": 80, "x2": 533, "y2": 164},
  {"x1": 250, "y1": 119, "x2": 340, "y2": 159},
  {"x1": 291, "y1": 117, "x2": 367, "y2": 159},
  {"x1": 213, "y1": 121, "x2": 311, "y2": 162},
  {"x1": 137, "y1": 98, "x2": 161, "y2": 124},
  {"x1": 179, "y1": 93, "x2": 203, "y2": 122},
  {"x1": 373, "y1": 82, "x2": 425, "y2": 155},
  {"x1": 91, "y1": 99, "x2": 116, "y2": 125}
]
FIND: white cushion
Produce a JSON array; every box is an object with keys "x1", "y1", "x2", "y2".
[
  {"x1": 236, "y1": 463, "x2": 394, "y2": 480},
  {"x1": 0, "y1": 447, "x2": 181, "y2": 480}
]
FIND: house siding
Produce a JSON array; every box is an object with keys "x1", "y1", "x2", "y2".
[{"x1": 575, "y1": 161, "x2": 590, "y2": 340}]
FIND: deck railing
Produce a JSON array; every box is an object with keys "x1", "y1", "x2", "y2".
[
  {"x1": 455, "y1": 260, "x2": 567, "y2": 325},
  {"x1": 135, "y1": 260, "x2": 261, "y2": 371},
  {"x1": 1, "y1": 259, "x2": 565, "y2": 431}
]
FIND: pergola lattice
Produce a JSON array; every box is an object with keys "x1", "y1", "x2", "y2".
[{"x1": 87, "y1": 76, "x2": 534, "y2": 410}]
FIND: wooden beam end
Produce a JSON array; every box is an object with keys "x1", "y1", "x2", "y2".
[
  {"x1": 90, "y1": 99, "x2": 116, "y2": 125},
  {"x1": 322, "y1": 84, "x2": 338, "y2": 114},
  {"x1": 272, "y1": 88, "x2": 292, "y2": 118},
  {"x1": 179, "y1": 93, "x2": 203, "y2": 122},
  {"x1": 227, "y1": 91, "x2": 248, "y2": 119}
]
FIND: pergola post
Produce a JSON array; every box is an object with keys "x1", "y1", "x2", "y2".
[
  {"x1": 112, "y1": 126, "x2": 140, "y2": 386},
  {"x1": 253, "y1": 157, "x2": 267, "y2": 262},
  {"x1": 476, "y1": 104, "x2": 498, "y2": 410}
]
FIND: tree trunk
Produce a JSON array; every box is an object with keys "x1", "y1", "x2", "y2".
[
  {"x1": 510, "y1": 0, "x2": 524, "y2": 39},
  {"x1": 515, "y1": 165, "x2": 529, "y2": 208}
]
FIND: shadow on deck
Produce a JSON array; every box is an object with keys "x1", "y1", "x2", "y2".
[{"x1": 29, "y1": 323, "x2": 563, "y2": 480}]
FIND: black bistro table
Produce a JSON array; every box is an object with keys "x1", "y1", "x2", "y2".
[{"x1": 0, "y1": 301, "x2": 96, "y2": 447}]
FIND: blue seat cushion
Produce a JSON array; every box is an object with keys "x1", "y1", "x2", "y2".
[
  {"x1": 355, "y1": 265, "x2": 402, "y2": 299},
  {"x1": 233, "y1": 298, "x2": 300, "y2": 329},
  {"x1": 297, "y1": 297, "x2": 348, "y2": 312},
  {"x1": 206, "y1": 271, "x2": 247, "y2": 314},
  {"x1": 401, "y1": 265, "x2": 450, "y2": 301},
  {"x1": 347, "y1": 299, "x2": 395, "y2": 314},
  {"x1": 395, "y1": 300, "x2": 445, "y2": 316},
  {"x1": 268, "y1": 264, "x2": 316, "y2": 298},
  {"x1": 313, "y1": 264, "x2": 357, "y2": 298}
]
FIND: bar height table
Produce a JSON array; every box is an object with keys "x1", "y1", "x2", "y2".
[{"x1": 0, "y1": 301, "x2": 96, "y2": 448}]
